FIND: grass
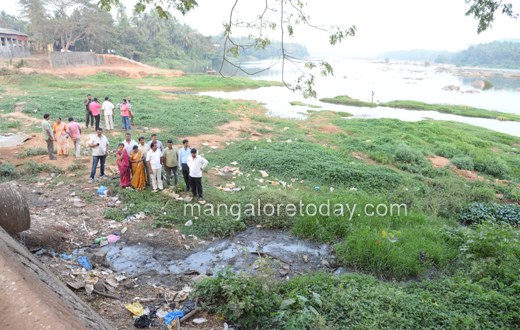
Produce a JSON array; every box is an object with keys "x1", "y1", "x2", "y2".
[
  {"x1": 379, "y1": 100, "x2": 520, "y2": 122},
  {"x1": 3, "y1": 72, "x2": 520, "y2": 329},
  {"x1": 319, "y1": 95, "x2": 377, "y2": 108},
  {"x1": 130, "y1": 74, "x2": 284, "y2": 90},
  {"x1": 289, "y1": 101, "x2": 322, "y2": 109}
]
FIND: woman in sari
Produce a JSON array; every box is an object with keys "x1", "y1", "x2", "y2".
[
  {"x1": 116, "y1": 143, "x2": 131, "y2": 188},
  {"x1": 129, "y1": 145, "x2": 146, "y2": 190},
  {"x1": 52, "y1": 117, "x2": 68, "y2": 156}
]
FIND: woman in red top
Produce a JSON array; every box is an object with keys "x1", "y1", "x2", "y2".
[{"x1": 120, "y1": 99, "x2": 131, "y2": 131}]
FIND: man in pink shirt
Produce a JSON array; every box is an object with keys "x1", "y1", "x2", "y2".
[
  {"x1": 120, "y1": 99, "x2": 131, "y2": 131},
  {"x1": 66, "y1": 117, "x2": 82, "y2": 158},
  {"x1": 89, "y1": 97, "x2": 103, "y2": 130}
]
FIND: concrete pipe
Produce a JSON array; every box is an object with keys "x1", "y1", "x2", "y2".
[{"x1": 0, "y1": 182, "x2": 30, "y2": 235}]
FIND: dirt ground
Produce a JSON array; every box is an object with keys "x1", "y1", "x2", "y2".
[{"x1": 1, "y1": 55, "x2": 184, "y2": 79}]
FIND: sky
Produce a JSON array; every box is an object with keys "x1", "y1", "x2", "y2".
[{"x1": 4, "y1": 0, "x2": 520, "y2": 57}]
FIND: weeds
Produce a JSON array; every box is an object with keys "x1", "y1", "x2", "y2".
[{"x1": 15, "y1": 147, "x2": 48, "y2": 159}]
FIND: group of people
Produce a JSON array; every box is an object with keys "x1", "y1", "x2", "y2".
[
  {"x1": 41, "y1": 92, "x2": 210, "y2": 200},
  {"x1": 93, "y1": 131, "x2": 209, "y2": 200},
  {"x1": 84, "y1": 94, "x2": 134, "y2": 131}
]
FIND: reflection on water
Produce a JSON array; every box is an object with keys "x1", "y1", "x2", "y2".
[{"x1": 201, "y1": 59, "x2": 520, "y2": 137}]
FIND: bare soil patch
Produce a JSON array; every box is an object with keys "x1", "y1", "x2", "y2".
[
  {"x1": 157, "y1": 95, "x2": 180, "y2": 100},
  {"x1": 136, "y1": 86, "x2": 192, "y2": 92},
  {"x1": 427, "y1": 155, "x2": 450, "y2": 168}
]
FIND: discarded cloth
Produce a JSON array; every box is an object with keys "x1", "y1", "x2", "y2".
[
  {"x1": 181, "y1": 300, "x2": 196, "y2": 315},
  {"x1": 164, "y1": 311, "x2": 184, "y2": 325},
  {"x1": 77, "y1": 256, "x2": 92, "y2": 270},
  {"x1": 125, "y1": 302, "x2": 144, "y2": 316},
  {"x1": 106, "y1": 234, "x2": 120, "y2": 244}
]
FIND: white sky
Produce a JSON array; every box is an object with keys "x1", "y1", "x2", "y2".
[{"x1": 5, "y1": 0, "x2": 520, "y2": 56}]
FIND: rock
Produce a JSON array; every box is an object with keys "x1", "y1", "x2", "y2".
[
  {"x1": 279, "y1": 268, "x2": 289, "y2": 276},
  {"x1": 92, "y1": 249, "x2": 108, "y2": 264},
  {"x1": 85, "y1": 284, "x2": 94, "y2": 295},
  {"x1": 206, "y1": 268, "x2": 214, "y2": 276},
  {"x1": 124, "y1": 280, "x2": 135, "y2": 289},
  {"x1": 56, "y1": 181, "x2": 64, "y2": 187},
  {"x1": 94, "y1": 281, "x2": 106, "y2": 293},
  {"x1": 100, "y1": 240, "x2": 108, "y2": 247},
  {"x1": 471, "y1": 80, "x2": 485, "y2": 89},
  {"x1": 321, "y1": 260, "x2": 331, "y2": 268},
  {"x1": 0, "y1": 182, "x2": 31, "y2": 235},
  {"x1": 303, "y1": 255, "x2": 308, "y2": 263}
]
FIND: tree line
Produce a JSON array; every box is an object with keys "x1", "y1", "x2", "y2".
[{"x1": 0, "y1": 1, "x2": 308, "y2": 72}]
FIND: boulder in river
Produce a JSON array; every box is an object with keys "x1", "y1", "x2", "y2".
[{"x1": 471, "y1": 80, "x2": 485, "y2": 89}]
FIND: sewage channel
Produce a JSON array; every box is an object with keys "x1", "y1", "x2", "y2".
[{"x1": 74, "y1": 228, "x2": 346, "y2": 279}]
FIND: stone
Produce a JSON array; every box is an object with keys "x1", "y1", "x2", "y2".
[
  {"x1": 303, "y1": 255, "x2": 308, "y2": 263},
  {"x1": 94, "y1": 281, "x2": 106, "y2": 293},
  {"x1": 92, "y1": 249, "x2": 108, "y2": 264},
  {"x1": 321, "y1": 259, "x2": 330, "y2": 267},
  {"x1": 100, "y1": 240, "x2": 108, "y2": 247},
  {"x1": 0, "y1": 182, "x2": 31, "y2": 235},
  {"x1": 206, "y1": 268, "x2": 214, "y2": 276},
  {"x1": 124, "y1": 280, "x2": 135, "y2": 289},
  {"x1": 471, "y1": 80, "x2": 485, "y2": 89}
]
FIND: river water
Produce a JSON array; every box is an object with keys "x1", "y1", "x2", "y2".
[{"x1": 199, "y1": 58, "x2": 520, "y2": 137}]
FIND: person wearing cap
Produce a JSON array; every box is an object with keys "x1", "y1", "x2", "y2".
[
  {"x1": 186, "y1": 148, "x2": 208, "y2": 200},
  {"x1": 162, "y1": 139, "x2": 179, "y2": 187}
]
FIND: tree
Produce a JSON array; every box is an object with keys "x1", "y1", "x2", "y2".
[
  {"x1": 465, "y1": 0, "x2": 517, "y2": 33},
  {"x1": 18, "y1": 0, "x2": 50, "y2": 50},
  {"x1": 435, "y1": 55, "x2": 449, "y2": 64},
  {"x1": 46, "y1": 0, "x2": 112, "y2": 51}
]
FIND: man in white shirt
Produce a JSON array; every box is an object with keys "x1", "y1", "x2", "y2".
[
  {"x1": 186, "y1": 148, "x2": 209, "y2": 200},
  {"x1": 121, "y1": 133, "x2": 138, "y2": 156},
  {"x1": 88, "y1": 128, "x2": 109, "y2": 183},
  {"x1": 146, "y1": 142, "x2": 164, "y2": 192},
  {"x1": 147, "y1": 134, "x2": 164, "y2": 153},
  {"x1": 102, "y1": 97, "x2": 114, "y2": 130}
]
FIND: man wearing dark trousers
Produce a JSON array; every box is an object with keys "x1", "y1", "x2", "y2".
[
  {"x1": 179, "y1": 139, "x2": 193, "y2": 191},
  {"x1": 84, "y1": 94, "x2": 94, "y2": 129},
  {"x1": 187, "y1": 148, "x2": 208, "y2": 201}
]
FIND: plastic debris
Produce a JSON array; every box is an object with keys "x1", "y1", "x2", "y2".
[
  {"x1": 315, "y1": 187, "x2": 320, "y2": 190},
  {"x1": 181, "y1": 300, "x2": 196, "y2": 314},
  {"x1": 61, "y1": 254, "x2": 75, "y2": 259},
  {"x1": 185, "y1": 220, "x2": 193, "y2": 226},
  {"x1": 78, "y1": 256, "x2": 92, "y2": 270},
  {"x1": 193, "y1": 318, "x2": 208, "y2": 324},
  {"x1": 96, "y1": 186, "x2": 108, "y2": 194},
  {"x1": 330, "y1": 187, "x2": 334, "y2": 192},
  {"x1": 94, "y1": 237, "x2": 107, "y2": 243},
  {"x1": 164, "y1": 311, "x2": 184, "y2": 325},
  {"x1": 259, "y1": 170, "x2": 269, "y2": 177},
  {"x1": 134, "y1": 314, "x2": 153, "y2": 328},
  {"x1": 125, "y1": 302, "x2": 145, "y2": 316},
  {"x1": 106, "y1": 234, "x2": 120, "y2": 244},
  {"x1": 121, "y1": 227, "x2": 127, "y2": 234}
]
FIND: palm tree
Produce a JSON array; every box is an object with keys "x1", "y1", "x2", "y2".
[{"x1": 116, "y1": 3, "x2": 126, "y2": 20}]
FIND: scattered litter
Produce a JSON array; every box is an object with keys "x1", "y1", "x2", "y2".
[
  {"x1": 85, "y1": 284, "x2": 94, "y2": 295},
  {"x1": 78, "y1": 256, "x2": 92, "y2": 270},
  {"x1": 315, "y1": 187, "x2": 320, "y2": 190},
  {"x1": 100, "y1": 240, "x2": 108, "y2": 247},
  {"x1": 193, "y1": 318, "x2": 208, "y2": 324},
  {"x1": 211, "y1": 146, "x2": 219, "y2": 149},
  {"x1": 202, "y1": 143, "x2": 209, "y2": 146},
  {"x1": 350, "y1": 187, "x2": 358, "y2": 191},
  {"x1": 164, "y1": 311, "x2": 184, "y2": 325},
  {"x1": 259, "y1": 170, "x2": 269, "y2": 177},
  {"x1": 285, "y1": 139, "x2": 292, "y2": 143},
  {"x1": 267, "y1": 138, "x2": 272, "y2": 143},
  {"x1": 185, "y1": 220, "x2": 193, "y2": 226},
  {"x1": 134, "y1": 314, "x2": 153, "y2": 328},
  {"x1": 116, "y1": 275, "x2": 127, "y2": 282},
  {"x1": 121, "y1": 227, "x2": 127, "y2": 234},
  {"x1": 125, "y1": 302, "x2": 145, "y2": 316},
  {"x1": 281, "y1": 127, "x2": 289, "y2": 131},
  {"x1": 96, "y1": 186, "x2": 108, "y2": 194},
  {"x1": 61, "y1": 254, "x2": 75, "y2": 259},
  {"x1": 330, "y1": 187, "x2": 334, "y2": 192},
  {"x1": 230, "y1": 161, "x2": 238, "y2": 165},
  {"x1": 185, "y1": 197, "x2": 193, "y2": 202},
  {"x1": 94, "y1": 237, "x2": 107, "y2": 243},
  {"x1": 181, "y1": 300, "x2": 197, "y2": 314}
]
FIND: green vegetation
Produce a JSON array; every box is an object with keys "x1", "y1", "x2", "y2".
[
  {"x1": 379, "y1": 100, "x2": 520, "y2": 121},
  {"x1": 194, "y1": 269, "x2": 520, "y2": 329},
  {"x1": 483, "y1": 79, "x2": 494, "y2": 90},
  {"x1": 453, "y1": 41, "x2": 520, "y2": 69},
  {"x1": 2, "y1": 72, "x2": 520, "y2": 329},
  {"x1": 142, "y1": 74, "x2": 284, "y2": 90},
  {"x1": 319, "y1": 95, "x2": 377, "y2": 108},
  {"x1": 14, "y1": 147, "x2": 48, "y2": 159},
  {"x1": 289, "y1": 101, "x2": 322, "y2": 109}
]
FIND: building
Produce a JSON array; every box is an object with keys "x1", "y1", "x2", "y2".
[{"x1": 0, "y1": 28, "x2": 30, "y2": 59}]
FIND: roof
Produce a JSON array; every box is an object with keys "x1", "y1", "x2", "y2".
[{"x1": 0, "y1": 28, "x2": 28, "y2": 37}]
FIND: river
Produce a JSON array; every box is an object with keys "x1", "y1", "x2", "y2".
[{"x1": 197, "y1": 58, "x2": 520, "y2": 137}]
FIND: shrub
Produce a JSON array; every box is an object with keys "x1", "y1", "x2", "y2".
[
  {"x1": 450, "y1": 156, "x2": 474, "y2": 171},
  {"x1": 455, "y1": 61, "x2": 462, "y2": 67},
  {"x1": 482, "y1": 158, "x2": 509, "y2": 177},
  {"x1": 434, "y1": 143, "x2": 459, "y2": 158},
  {"x1": 15, "y1": 147, "x2": 48, "y2": 159},
  {"x1": 20, "y1": 161, "x2": 64, "y2": 175},
  {"x1": 458, "y1": 202, "x2": 520, "y2": 226},
  {"x1": 394, "y1": 143, "x2": 423, "y2": 163},
  {"x1": 0, "y1": 162, "x2": 17, "y2": 177},
  {"x1": 483, "y1": 80, "x2": 494, "y2": 90}
]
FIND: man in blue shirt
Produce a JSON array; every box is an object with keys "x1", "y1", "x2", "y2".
[{"x1": 179, "y1": 139, "x2": 195, "y2": 192}]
